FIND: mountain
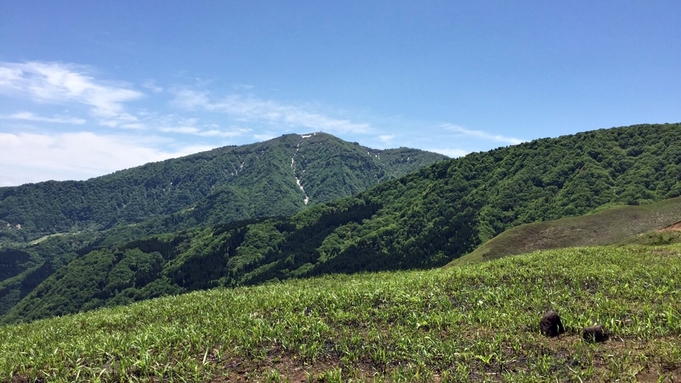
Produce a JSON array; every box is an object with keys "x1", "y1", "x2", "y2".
[
  {"x1": 0, "y1": 132, "x2": 447, "y2": 245},
  {"x1": 0, "y1": 133, "x2": 446, "y2": 320},
  {"x1": 449, "y1": 195, "x2": 681, "y2": 267},
  {"x1": 3, "y1": 123, "x2": 680, "y2": 324}
]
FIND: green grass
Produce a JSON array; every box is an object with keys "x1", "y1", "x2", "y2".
[
  {"x1": 450, "y1": 196, "x2": 681, "y2": 267},
  {"x1": 2, "y1": 244, "x2": 681, "y2": 382},
  {"x1": 623, "y1": 230, "x2": 681, "y2": 246}
]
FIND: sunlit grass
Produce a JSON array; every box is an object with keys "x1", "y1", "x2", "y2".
[{"x1": 2, "y1": 244, "x2": 681, "y2": 382}]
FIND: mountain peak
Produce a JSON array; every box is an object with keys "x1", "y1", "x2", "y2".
[{"x1": 0, "y1": 135, "x2": 447, "y2": 244}]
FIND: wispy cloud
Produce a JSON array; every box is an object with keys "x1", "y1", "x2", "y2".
[
  {"x1": 0, "y1": 61, "x2": 143, "y2": 127},
  {"x1": 443, "y1": 124, "x2": 524, "y2": 145},
  {"x1": 159, "y1": 125, "x2": 250, "y2": 138},
  {"x1": 158, "y1": 126, "x2": 201, "y2": 134},
  {"x1": 171, "y1": 89, "x2": 210, "y2": 110},
  {"x1": 199, "y1": 129, "x2": 250, "y2": 138},
  {"x1": 233, "y1": 83, "x2": 255, "y2": 91},
  {"x1": 0, "y1": 131, "x2": 214, "y2": 186},
  {"x1": 0, "y1": 111, "x2": 86, "y2": 125},
  {"x1": 379, "y1": 135, "x2": 395, "y2": 143},
  {"x1": 172, "y1": 89, "x2": 373, "y2": 134},
  {"x1": 253, "y1": 132, "x2": 277, "y2": 141},
  {"x1": 142, "y1": 79, "x2": 164, "y2": 93}
]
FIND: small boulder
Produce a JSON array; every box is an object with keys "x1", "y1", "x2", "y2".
[
  {"x1": 582, "y1": 325, "x2": 609, "y2": 343},
  {"x1": 540, "y1": 311, "x2": 565, "y2": 337}
]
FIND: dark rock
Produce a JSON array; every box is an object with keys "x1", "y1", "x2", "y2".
[
  {"x1": 540, "y1": 311, "x2": 565, "y2": 337},
  {"x1": 582, "y1": 325, "x2": 609, "y2": 343}
]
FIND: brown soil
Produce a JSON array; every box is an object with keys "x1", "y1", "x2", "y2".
[
  {"x1": 657, "y1": 221, "x2": 681, "y2": 232},
  {"x1": 637, "y1": 367, "x2": 681, "y2": 382}
]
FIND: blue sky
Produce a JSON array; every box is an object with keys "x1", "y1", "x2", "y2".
[{"x1": 1, "y1": 1, "x2": 680, "y2": 186}]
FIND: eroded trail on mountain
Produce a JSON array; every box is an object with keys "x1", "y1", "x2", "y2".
[{"x1": 290, "y1": 134, "x2": 312, "y2": 205}]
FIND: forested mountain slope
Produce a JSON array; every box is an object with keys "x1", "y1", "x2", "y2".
[
  {"x1": 3, "y1": 123, "x2": 681, "y2": 324},
  {"x1": 0, "y1": 132, "x2": 445, "y2": 245},
  {"x1": 0, "y1": 133, "x2": 445, "y2": 320}
]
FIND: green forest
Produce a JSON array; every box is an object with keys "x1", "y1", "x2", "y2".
[
  {"x1": 0, "y1": 132, "x2": 445, "y2": 245},
  {"x1": 2, "y1": 123, "x2": 680, "y2": 324},
  {"x1": 0, "y1": 133, "x2": 445, "y2": 320}
]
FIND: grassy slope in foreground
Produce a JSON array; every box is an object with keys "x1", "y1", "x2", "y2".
[
  {"x1": 450, "y1": 196, "x2": 681, "y2": 267},
  {"x1": 2, "y1": 245, "x2": 681, "y2": 382}
]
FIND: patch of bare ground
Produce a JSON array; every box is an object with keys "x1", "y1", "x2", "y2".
[
  {"x1": 637, "y1": 368, "x2": 681, "y2": 383},
  {"x1": 211, "y1": 355, "x2": 313, "y2": 382},
  {"x1": 210, "y1": 355, "x2": 382, "y2": 382},
  {"x1": 657, "y1": 221, "x2": 681, "y2": 233},
  {"x1": 208, "y1": 343, "x2": 379, "y2": 383},
  {"x1": 650, "y1": 248, "x2": 681, "y2": 258}
]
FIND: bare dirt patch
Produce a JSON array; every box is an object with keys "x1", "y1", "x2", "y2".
[
  {"x1": 657, "y1": 221, "x2": 681, "y2": 233},
  {"x1": 637, "y1": 367, "x2": 681, "y2": 382}
]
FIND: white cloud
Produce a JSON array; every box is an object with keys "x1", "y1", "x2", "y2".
[
  {"x1": 99, "y1": 112, "x2": 143, "y2": 129},
  {"x1": 0, "y1": 111, "x2": 86, "y2": 125},
  {"x1": 170, "y1": 89, "x2": 210, "y2": 110},
  {"x1": 0, "y1": 61, "x2": 143, "y2": 127},
  {"x1": 142, "y1": 79, "x2": 164, "y2": 93},
  {"x1": 379, "y1": 135, "x2": 395, "y2": 143},
  {"x1": 198, "y1": 129, "x2": 249, "y2": 137},
  {"x1": 233, "y1": 83, "x2": 255, "y2": 91},
  {"x1": 427, "y1": 147, "x2": 469, "y2": 158},
  {"x1": 443, "y1": 124, "x2": 524, "y2": 145},
  {"x1": 0, "y1": 131, "x2": 214, "y2": 186},
  {"x1": 253, "y1": 132, "x2": 277, "y2": 141},
  {"x1": 172, "y1": 90, "x2": 372, "y2": 134},
  {"x1": 0, "y1": 66, "x2": 23, "y2": 90},
  {"x1": 159, "y1": 126, "x2": 201, "y2": 134},
  {"x1": 160, "y1": 125, "x2": 250, "y2": 138}
]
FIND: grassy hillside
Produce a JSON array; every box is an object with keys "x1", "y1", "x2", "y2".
[
  {"x1": 4, "y1": 122, "x2": 681, "y2": 324},
  {"x1": 623, "y1": 228, "x2": 681, "y2": 246},
  {"x1": 1, "y1": 244, "x2": 680, "y2": 382},
  {"x1": 450, "y1": 196, "x2": 681, "y2": 266}
]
